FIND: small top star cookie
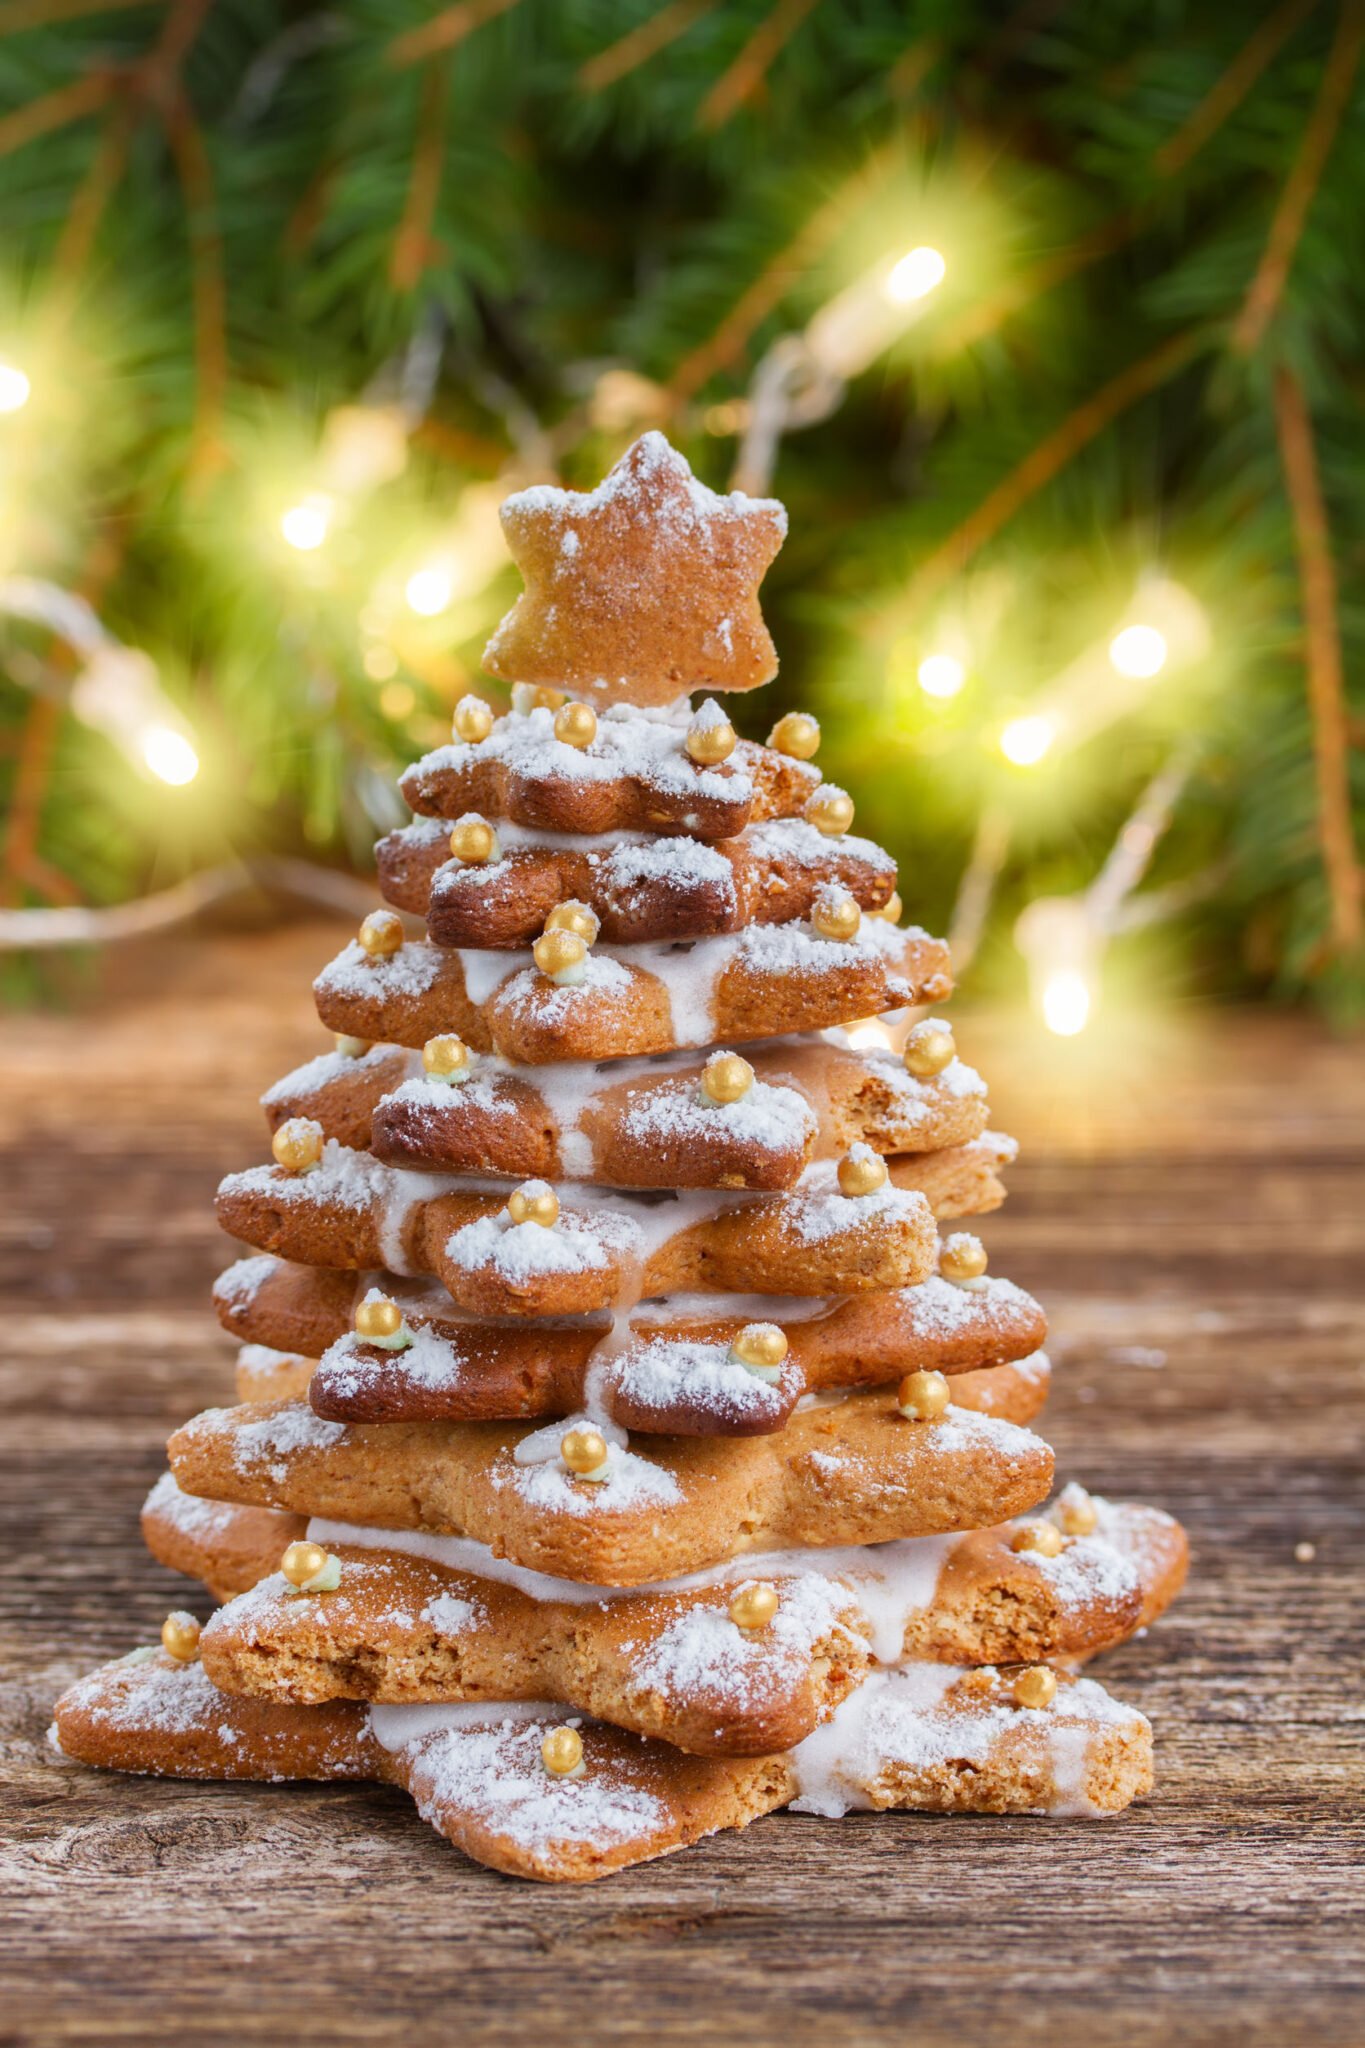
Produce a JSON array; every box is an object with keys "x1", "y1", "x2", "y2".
[{"x1": 483, "y1": 432, "x2": 788, "y2": 709}]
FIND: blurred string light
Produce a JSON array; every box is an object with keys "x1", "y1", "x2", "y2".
[
  {"x1": 1013, "y1": 744, "x2": 1197, "y2": 1034},
  {"x1": 0, "y1": 578, "x2": 199, "y2": 785},
  {"x1": 917, "y1": 651, "x2": 966, "y2": 699},
  {"x1": 731, "y1": 238, "x2": 947, "y2": 493},
  {"x1": 280, "y1": 492, "x2": 333, "y2": 551},
  {"x1": 0, "y1": 360, "x2": 31, "y2": 413},
  {"x1": 997, "y1": 579, "x2": 1207, "y2": 767}
]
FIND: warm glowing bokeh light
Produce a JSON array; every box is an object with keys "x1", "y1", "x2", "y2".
[
  {"x1": 917, "y1": 652, "x2": 965, "y2": 699},
  {"x1": 1000, "y1": 714, "x2": 1057, "y2": 766},
  {"x1": 405, "y1": 565, "x2": 454, "y2": 616},
  {"x1": 280, "y1": 495, "x2": 332, "y2": 551},
  {"x1": 0, "y1": 362, "x2": 30, "y2": 413},
  {"x1": 140, "y1": 726, "x2": 199, "y2": 785},
  {"x1": 1042, "y1": 969, "x2": 1091, "y2": 1036},
  {"x1": 886, "y1": 246, "x2": 946, "y2": 304},
  {"x1": 1108, "y1": 623, "x2": 1168, "y2": 679},
  {"x1": 844, "y1": 1018, "x2": 894, "y2": 1052}
]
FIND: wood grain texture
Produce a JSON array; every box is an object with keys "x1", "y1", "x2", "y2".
[{"x1": 2, "y1": 920, "x2": 1362, "y2": 2047}]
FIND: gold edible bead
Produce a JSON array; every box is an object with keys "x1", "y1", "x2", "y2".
[
  {"x1": 281, "y1": 1540, "x2": 329, "y2": 1588},
  {"x1": 560, "y1": 1425, "x2": 609, "y2": 1476},
  {"x1": 449, "y1": 814, "x2": 498, "y2": 864},
  {"x1": 541, "y1": 1725, "x2": 585, "y2": 1776},
  {"x1": 533, "y1": 928, "x2": 588, "y2": 978},
  {"x1": 812, "y1": 891, "x2": 861, "y2": 942},
  {"x1": 897, "y1": 1368, "x2": 950, "y2": 1421},
  {"x1": 272, "y1": 1118, "x2": 324, "y2": 1174},
  {"x1": 1013, "y1": 1665, "x2": 1059, "y2": 1710},
  {"x1": 872, "y1": 891, "x2": 903, "y2": 923},
  {"x1": 452, "y1": 696, "x2": 494, "y2": 744},
  {"x1": 940, "y1": 1232, "x2": 988, "y2": 1282},
  {"x1": 160, "y1": 1612, "x2": 201, "y2": 1662},
  {"x1": 730, "y1": 1322, "x2": 789, "y2": 1370},
  {"x1": 686, "y1": 714, "x2": 737, "y2": 766},
  {"x1": 701, "y1": 1051, "x2": 754, "y2": 1104},
  {"x1": 729, "y1": 1583, "x2": 780, "y2": 1631},
  {"x1": 334, "y1": 1033, "x2": 373, "y2": 1058},
  {"x1": 804, "y1": 786, "x2": 854, "y2": 837},
  {"x1": 904, "y1": 1021, "x2": 956, "y2": 1078},
  {"x1": 544, "y1": 899, "x2": 600, "y2": 944},
  {"x1": 356, "y1": 1294, "x2": 404, "y2": 1341},
  {"x1": 358, "y1": 908, "x2": 404, "y2": 957},
  {"x1": 422, "y1": 1033, "x2": 471, "y2": 1079},
  {"x1": 507, "y1": 1180, "x2": 560, "y2": 1228},
  {"x1": 769, "y1": 711, "x2": 820, "y2": 760},
  {"x1": 514, "y1": 684, "x2": 567, "y2": 714},
  {"x1": 1011, "y1": 1521, "x2": 1065, "y2": 1559},
  {"x1": 838, "y1": 1147, "x2": 888, "y2": 1197},
  {"x1": 1058, "y1": 1490, "x2": 1098, "y2": 1537},
  {"x1": 554, "y1": 701, "x2": 598, "y2": 749}
]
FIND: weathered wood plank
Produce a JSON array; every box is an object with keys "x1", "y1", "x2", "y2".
[{"x1": 1, "y1": 921, "x2": 1361, "y2": 2045}]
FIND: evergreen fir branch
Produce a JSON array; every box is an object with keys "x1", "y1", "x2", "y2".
[
  {"x1": 1154, "y1": 0, "x2": 1320, "y2": 177},
  {"x1": 696, "y1": 0, "x2": 824, "y2": 131},
  {"x1": 389, "y1": 55, "x2": 449, "y2": 291},
  {"x1": 0, "y1": 66, "x2": 112, "y2": 156},
  {"x1": 578, "y1": 0, "x2": 720, "y2": 93},
  {"x1": 387, "y1": 0, "x2": 522, "y2": 71}
]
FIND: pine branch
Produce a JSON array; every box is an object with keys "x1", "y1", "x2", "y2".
[
  {"x1": 0, "y1": 70, "x2": 113, "y2": 159},
  {"x1": 387, "y1": 0, "x2": 522, "y2": 71},
  {"x1": 1154, "y1": 0, "x2": 1319, "y2": 177},
  {"x1": 697, "y1": 0, "x2": 825, "y2": 130},
  {"x1": 578, "y1": 0, "x2": 720, "y2": 92},
  {"x1": 390, "y1": 58, "x2": 450, "y2": 292},
  {"x1": 1233, "y1": 0, "x2": 1365, "y2": 352},
  {"x1": 164, "y1": 89, "x2": 228, "y2": 482},
  {"x1": 1273, "y1": 365, "x2": 1364, "y2": 953}
]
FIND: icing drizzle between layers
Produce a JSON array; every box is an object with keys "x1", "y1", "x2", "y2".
[{"x1": 406, "y1": 699, "x2": 755, "y2": 806}]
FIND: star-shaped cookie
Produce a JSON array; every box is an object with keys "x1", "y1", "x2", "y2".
[{"x1": 483, "y1": 432, "x2": 788, "y2": 708}]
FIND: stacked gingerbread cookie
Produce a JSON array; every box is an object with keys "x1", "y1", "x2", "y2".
[{"x1": 54, "y1": 434, "x2": 1187, "y2": 1881}]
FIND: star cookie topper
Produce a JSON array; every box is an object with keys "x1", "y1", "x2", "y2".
[{"x1": 483, "y1": 431, "x2": 788, "y2": 709}]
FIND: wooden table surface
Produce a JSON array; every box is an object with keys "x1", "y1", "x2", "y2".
[{"x1": 3, "y1": 920, "x2": 1362, "y2": 2047}]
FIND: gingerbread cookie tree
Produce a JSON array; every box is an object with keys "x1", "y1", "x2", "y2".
[{"x1": 56, "y1": 434, "x2": 1187, "y2": 1881}]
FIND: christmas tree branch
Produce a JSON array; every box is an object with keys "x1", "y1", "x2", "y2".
[
  {"x1": 1273, "y1": 365, "x2": 1364, "y2": 953},
  {"x1": 0, "y1": 0, "x2": 147, "y2": 32},
  {"x1": 1233, "y1": 0, "x2": 1365, "y2": 353},
  {"x1": 0, "y1": 70, "x2": 113, "y2": 159},
  {"x1": 164, "y1": 90, "x2": 228, "y2": 480},
  {"x1": 391, "y1": 59, "x2": 450, "y2": 291},
  {"x1": 697, "y1": 0, "x2": 824, "y2": 129},
  {"x1": 894, "y1": 326, "x2": 1206, "y2": 620},
  {"x1": 1155, "y1": 0, "x2": 1318, "y2": 177},
  {"x1": 579, "y1": 0, "x2": 719, "y2": 91},
  {"x1": 388, "y1": 0, "x2": 520, "y2": 71},
  {"x1": 51, "y1": 110, "x2": 131, "y2": 280}
]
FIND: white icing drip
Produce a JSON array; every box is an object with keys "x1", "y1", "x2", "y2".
[
  {"x1": 368, "y1": 1700, "x2": 560, "y2": 1752},
  {"x1": 260, "y1": 1043, "x2": 403, "y2": 1107}
]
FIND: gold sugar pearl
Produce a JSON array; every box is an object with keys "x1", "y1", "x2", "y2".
[
  {"x1": 871, "y1": 891, "x2": 903, "y2": 924},
  {"x1": 514, "y1": 684, "x2": 567, "y2": 715},
  {"x1": 358, "y1": 908, "x2": 404, "y2": 957},
  {"x1": 1013, "y1": 1665, "x2": 1059, "y2": 1710},
  {"x1": 334, "y1": 1033, "x2": 373, "y2": 1059},
  {"x1": 545, "y1": 899, "x2": 600, "y2": 944},
  {"x1": 804, "y1": 786, "x2": 854, "y2": 837},
  {"x1": 356, "y1": 1294, "x2": 404, "y2": 1342},
  {"x1": 940, "y1": 1232, "x2": 987, "y2": 1283},
  {"x1": 449, "y1": 814, "x2": 499, "y2": 865},
  {"x1": 701, "y1": 1051, "x2": 754, "y2": 1104},
  {"x1": 812, "y1": 891, "x2": 862, "y2": 943},
  {"x1": 1011, "y1": 1521, "x2": 1065, "y2": 1559},
  {"x1": 272, "y1": 1118, "x2": 324, "y2": 1175},
  {"x1": 452, "y1": 696, "x2": 494, "y2": 744},
  {"x1": 541, "y1": 1725, "x2": 585, "y2": 1777},
  {"x1": 1057, "y1": 1489, "x2": 1098, "y2": 1537},
  {"x1": 533, "y1": 927, "x2": 588, "y2": 979},
  {"x1": 554, "y1": 701, "x2": 598, "y2": 749},
  {"x1": 281, "y1": 1540, "x2": 329, "y2": 1588},
  {"x1": 508, "y1": 1180, "x2": 560, "y2": 1228},
  {"x1": 838, "y1": 1147, "x2": 888, "y2": 1197},
  {"x1": 768, "y1": 711, "x2": 820, "y2": 761},
  {"x1": 904, "y1": 1021, "x2": 956, "y2": 1079},
  {"x1": 729, "y1": 1322, "x2": 789, "y2": 1371},
  {"x1": 560, "y1": 1425, "x2": 609, "y2": 1476},
  {"x1": 422, "y1": 1033, "x2": 471, "y2": 1079},
  {"x1": 897, "y1": 1368, "x2": 950, "y2": 1422},
  {"x1": 729, "y1": 1582, "x2": 780, "y2": 1631},
  {"x1": 685, "y1": 713, "x2": 737, "y2": 766},
  {"x1": 160, "y1": 1612, "x2": 202, "y2": 1663}
]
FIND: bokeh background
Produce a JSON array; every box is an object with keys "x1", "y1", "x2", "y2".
[{"x1": 2, "y1": 0, "x2": 1363, "y2": 1027}]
